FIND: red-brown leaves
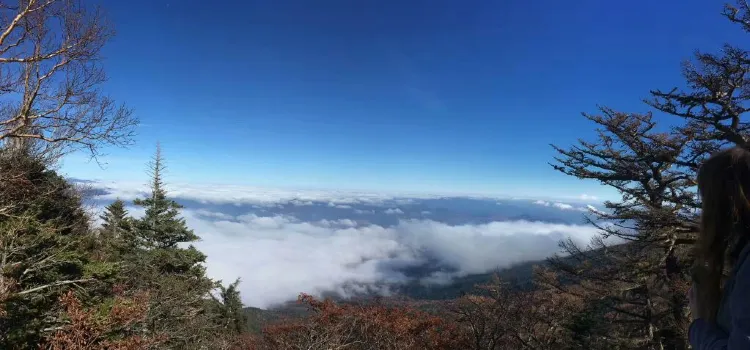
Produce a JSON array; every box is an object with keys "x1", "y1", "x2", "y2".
[
  {"x1": 447, "y1": 276, "x2": 581, "y2": 350},
  {"x1": 43, "y1": 286, "x2": 166, "y2": 350},
  {"x1": 259, "y1": 293, "x2": 466, "y2": 350}
]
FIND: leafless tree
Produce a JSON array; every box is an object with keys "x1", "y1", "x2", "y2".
[
  {"x1": 450, "y1": 275, "x2": 578, "y2": 350},
  {"x1": 0, "y1": 0, "x2": 136, "y2": 159}
]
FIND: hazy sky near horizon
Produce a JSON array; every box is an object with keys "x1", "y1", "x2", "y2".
[{"x1": 61, "y1": 0, "x2": 742, "y2": 199}]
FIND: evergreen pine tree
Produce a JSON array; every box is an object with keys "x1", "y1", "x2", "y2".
[
  {"x1": 134, "y1": 144, "x2": 199, "y2": 250},
  {"x1": 100, "y1": 199, "x2": 129, "y2": 235},
  {"x1": 98, "y1": 199, "x2": 138, "y2": 262},
  {"x1": 133, "y1": 144, "x2": 205, "y2": 275},
  {"x1": 0, "y1": 148, "x2": 117, "y2": 348},
  {"x1": 130, "y1": 144, "x2": 217, "y2": 348},
  {"x1": 214, "y1": 278, "x2": 249, "y2": 335}
]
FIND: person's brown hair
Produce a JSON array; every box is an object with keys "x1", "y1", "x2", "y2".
[{"x1": 694, "y1": 146, "x2": 750, "y2": 321}]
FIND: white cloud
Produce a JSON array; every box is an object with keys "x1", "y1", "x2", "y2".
[
  {"x1": 177, "y1": 209, "x2": 606, "y2": 309},
  {"x1": 194, "y1": 209, "x2": 234, "y2": 220},
  {"x1": 316, "y1": 219, "x2": 358, "y2": 228},
  {"x1": 86, "y1": 181, "x2": 441, "y2": 207},
  {"x1": 327, "y1": 203, "x2": 352, "y2": 209},
  {"x1": 84, "y1": 180, "x2": 600, "y2": 208},
  {"x1": 384, "y1": 208, "x2": 404, "y2": 215},
  {"x1": 534, "y1": 200, "x2": 593, "y2": 213},
  {"x1": 578, "y1": 194, "x2": 599, "y2": 201},
  {"x1": 88, "y1": 181, "x2": 613, "y2": 309},
  {"x1": 587, "y1": 205, "x2": 604, "y2": 214},
  {"x1": 553, "y1": 202, "x2": 574, "y2": 210}
]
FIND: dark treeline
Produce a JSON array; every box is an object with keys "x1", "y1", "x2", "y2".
[{"x1": 1, "y1": 0, "x2": 749, "y2": 349}]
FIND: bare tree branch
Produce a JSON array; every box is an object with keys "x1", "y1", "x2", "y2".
[{"x1": 0, "y1": 0, "x2": 136, "y2": 159}]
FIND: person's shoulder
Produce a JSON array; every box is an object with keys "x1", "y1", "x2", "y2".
[
  {"x1": 737, "y1": 243, "x2": 750, "y2": 273},
  {"x1": 728, "y1": 245, "x2": 750, "y2": 350},
  {"x1": 732, "y1": 243, "x2": 750, "y2": 295}
]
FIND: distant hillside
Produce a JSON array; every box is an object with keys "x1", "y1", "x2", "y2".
[
  {"x1": 395, "y1": 259, "x2": 540, "y2": 300},
  {"x1": 242, "y1": 258, "x2": 545, "y2": 333},
  {"x1": 243, "y1": 304, "x2": 310, "y2": 334}
]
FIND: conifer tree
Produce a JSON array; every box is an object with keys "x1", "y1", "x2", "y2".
[
  {"x1": 213, "y1": 278, "x2": 249, "y2": 335},
  {"x1": 100, "y1": 199, "x2": 132, "y2": 238},
  {"x1": 97, "y1": 199, "x2": 139, "y2": 263},
  {"x1": 100, "y1": 200, "x2": 129, "y2": 235},
  {"x1": 130, "y1": 144, "x2": 216, "y2": 348},
  {"x1": 134, "y1": 144, "x2": 199, "y2": 250},
  {"x1": 0, "y1": 149, "x2": 116, "y2": 348}
]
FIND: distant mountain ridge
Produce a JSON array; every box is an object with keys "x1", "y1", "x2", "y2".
[{"x1": 242, "y1": 258, "x2": 545, "y2": 333}]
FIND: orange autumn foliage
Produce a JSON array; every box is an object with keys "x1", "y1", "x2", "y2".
[
  {"x1": 447, "y1": 275, "x2": 582, "y2": 350},
  {"x1": 258, "y1": 293, "x2": 467, "y2": 350},
  {"x1": 43, "y1": 288, "x2": 166, "y2": 350}
]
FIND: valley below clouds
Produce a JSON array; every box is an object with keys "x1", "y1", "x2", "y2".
[{"x1": 82, "y1": 180, "x2": 606, "y2": 309}]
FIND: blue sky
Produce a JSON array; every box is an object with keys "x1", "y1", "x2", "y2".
[{"x1": 61, "y1": 0, "x2": 743, "y2": 199}]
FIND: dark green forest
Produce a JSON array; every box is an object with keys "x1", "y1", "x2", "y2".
[{"x1": 1, "y1": 0, "x2": 750, "y2": 349}]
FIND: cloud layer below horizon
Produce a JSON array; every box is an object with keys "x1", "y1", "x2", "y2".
[
  {"x1": 190, "y1": 213, "x2": 601, "y2": 308},
  {"x1": 85, "y1": 181, "x2": 606, "y2": 308}
]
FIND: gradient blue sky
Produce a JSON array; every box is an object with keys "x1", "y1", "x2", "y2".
[{"x1": 61, "y1": 0, "x2": 742, "y2": 199}]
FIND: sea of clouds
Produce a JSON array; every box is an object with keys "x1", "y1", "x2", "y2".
[{"x1": 82, "y1": 181, "x2": 607, "y2": 308}]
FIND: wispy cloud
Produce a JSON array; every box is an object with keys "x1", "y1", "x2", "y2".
[
  {"x1": 578, "y1": 194, "x2": 599, "y2": 201},
  {"x1": 86, "y1": 181, "x2": 438, "y2": 207},
  {"x1": 384, "y1": 208, "x2": 404, "y2": 215},
  {"x1": 84, "y1": 181, "x2": 604, "y2": 208},
  {"x1": 532, "y1": 200, "x2": 597, "y2": 213}
]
